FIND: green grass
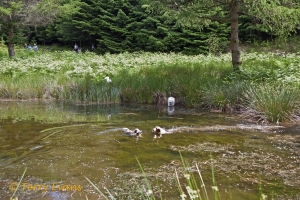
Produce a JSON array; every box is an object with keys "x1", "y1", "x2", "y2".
[
  {"x1": 243, "y1": 36, "x2": 300, "y2": 54},
  {"x1": 243, "y1": 84, "x2": 300, "y2": 123},
  {"x1": 201, "y1": 82, "x2": 246, "y2": 111},
  {"x1": 114, "y1": 61, "x2": 233, "y2": 107},
  {"x1": 1, "y1": 46, "x2": 300, "y2": 122}
]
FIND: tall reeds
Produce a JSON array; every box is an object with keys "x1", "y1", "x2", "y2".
[
  {"x1": 1, "y1": 48, "x2": 300, "y2": 122},
  {"x1": 243, "y1": 84, "x2": 300, "y2": 123}
]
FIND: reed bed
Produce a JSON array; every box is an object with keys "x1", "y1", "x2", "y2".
[{"x1": 1, "y1": 48, "x2": 300, "y2": 122}]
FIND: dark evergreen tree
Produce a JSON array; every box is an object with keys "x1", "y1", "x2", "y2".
[
  {"x1": 94, "y1": 0, "x2": 135, "y2": 53},
  {"x1": 30, "y1": 0, "x2": 234, "y2": 55},
  {"x1": 55, "y1": 1, "x2": 91, "y2": 46}
]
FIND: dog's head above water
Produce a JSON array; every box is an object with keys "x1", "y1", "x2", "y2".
[
  {"x1": 152, "y1": 126, "x2": 162, "y2": 133},
  {"x1": 133, "y1": 128, "x2": 142, "y2": 136},
  {"x1": 152, "y1": 126, "x2": 163, "y2": 138}
]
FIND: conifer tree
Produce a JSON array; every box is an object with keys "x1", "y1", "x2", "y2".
[
  {"x1": 94, "y1": 0, "x2": 134, "y2": 53},
  {"x1": 141, "y1": 0, "x2": 300, "y2": 69},
  {"x1": 54, "y1": 1, "x2": 91, "y2": 45}
]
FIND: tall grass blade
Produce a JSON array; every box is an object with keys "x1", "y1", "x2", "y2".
[
  {"x1": 154, "y1": 177, "x2": 163, "y2": 200},
  {"x1": 40, "y1": 124, "x2": 87, "y2": 133},
  {"x1": 196, "y1": 163, "x2": 209, "y2": 200},
  {"x1": 210, "y1": 156, "x2": 220, "y2": 200},
  {"x1": 175, "y1": 168, "x2": 187, "y2": 200},
  {"x1": 84, "y1": 176, "x2": 110, "y2": 200},
  {"x1": 179, "y1": 151, "x2": 202, "y2": 200},
  {"x1": 10, "y1": 167, "x2": 27, "y2": 200},
  {"x1": 42, "y1": 130, "x2": 63, "y2": 140},
  {"x1": 104, "y1": 186, "x2": 116, "y2": 200},
  {"x1": 136, "y1": 157, "x2": 156, "y2": 200}
]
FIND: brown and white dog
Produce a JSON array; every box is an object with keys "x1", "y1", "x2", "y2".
[
  {"x1": 123, "y1": 128, "x2": 142, "y2": 138},
  {"x1": 152, "y1": 126, "x2": 171, "y2": 138}
]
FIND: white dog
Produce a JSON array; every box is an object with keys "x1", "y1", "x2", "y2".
[
  {"x1": 168, "y1": 96, "x2": 175, "y2": 107},
  {"x1": 123, "y1": 128, "x2": 142, "y2": 137},
  {"x1": 152, "y1": 126, "x2": 171, "y2": 138}
]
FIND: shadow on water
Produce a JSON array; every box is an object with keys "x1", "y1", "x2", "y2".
[{"x1": 0, "y1": 100, "x2": 299, "y2": 199}]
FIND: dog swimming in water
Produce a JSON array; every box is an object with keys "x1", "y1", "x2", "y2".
[
  {"x1": 123, "y1": 128, "x2": 143, "y2": 138},
  {"x1": 152, "y1": 126, "x2": 172, "y2": 138}
]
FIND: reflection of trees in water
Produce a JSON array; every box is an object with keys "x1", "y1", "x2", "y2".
[{"x1": 0, "y1": 101, "x2": 123, "y2": 123}]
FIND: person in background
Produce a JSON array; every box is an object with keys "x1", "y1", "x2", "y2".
[
  {"x1": 33, "y1": 43, "x2": 38, "y2": 51},
  {"x1": 91, "y1": 44, "x2": 95, "y2": 52},
  {"x1": 74, "y1": 43, "x2": 78, "y2": 53},
  {"x1": 27, "y1": 44, "x2": 32, "y2": 51},
  {"x1": 24, "y1": 43, "x2": 28, "y2": 49}
]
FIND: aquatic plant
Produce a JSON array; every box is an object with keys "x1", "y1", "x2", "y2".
[
  {"x1": 176, "y1": 152, "x2": 213, "y2": 200},
  {"x1": 201, "y1": 82, "x2": 246, "y2": 111},
  {"x1": 84, "y1": 176, "x2": 111, "y2": 200},
  {"x1": 85, "y1": 155, "x2": 222, "y2": 200},
  {"x1": 5, "y1": 152, "x2": 291, "y2": 200},
  {"x1": 243, "y1": 84, "x2": 300, "y2": 123}
]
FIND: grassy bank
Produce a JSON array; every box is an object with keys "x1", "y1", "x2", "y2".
[{"x1": 0, "y1": 45, "x2": 300, "y2": 123}]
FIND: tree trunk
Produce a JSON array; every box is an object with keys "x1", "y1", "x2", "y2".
[
  {"x1": 7, "y1": 24, "x2": 15, "y2": 58},
  {"x1": 230, "y1": 0, "x2": 242, "y2": 70}
]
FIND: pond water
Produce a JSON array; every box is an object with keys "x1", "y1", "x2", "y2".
[{"x1": 0, "y1": 101, "x2": 299, "y2": 200}]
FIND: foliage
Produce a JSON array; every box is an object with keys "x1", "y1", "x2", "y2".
[
  {"x1": 227, "y1": 52, "x2": 300, "y2": 85},
  {"x1": 201, "y1": 82, "x2": 246, "y2": 112},
  {"x1": 141, "y1": 0, "x2": 300, "y2": 36},
  {"x1": 141, "y1": 0, "x2": 300, "y2": 67},
  {"x1": 3, "y1": 0, "x2": 299, "y2": 56},
  {"x1": 49, "y1": 0, "x2": 230, "y2": 54},
  {"x1": 244, "y1": 84, "x2": 300, "y2": 123},
  {"x1": 1, "y1": 47, "x2": 300, "y2": 121},
  {"x1": 0, "y1": 0, "x2": 68, "y2": 57}
]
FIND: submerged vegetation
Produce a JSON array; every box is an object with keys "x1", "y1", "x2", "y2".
[
  {"x1": 83, "y1": 152, "x2": 285, "y2": 200},
  {"x1": 0, "y1": 45, "x2": 300, "y2": 123},
  {"x1": 2, "y1": 102, "x2": 299, "y2": 200}
]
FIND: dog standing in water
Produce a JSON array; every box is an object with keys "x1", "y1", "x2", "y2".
[{"x1": 123, "y1": 128, "x2": 143, "y2": 138}]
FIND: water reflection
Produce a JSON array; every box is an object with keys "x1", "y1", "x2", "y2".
[
  {"x1": 0, "y1": 100, "x2": 299, "y2": 200},
  {"x1": 167, "y1": 106, "x2": 175, "y2": 115}
]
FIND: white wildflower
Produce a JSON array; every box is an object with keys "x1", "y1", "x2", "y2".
[
  {"x1": 261, "y1": 194, "x2": 268, "y2": 200},
  {"x1": 180, "y1": 193, "x2": 187, "y2": 200},
  {"x1": 186, "y1": 186, "x2": 198, "y2": 199},
  {"x1": 212, "y1": 186, "x2": 219, "y2": 191},
  {"x1": 184, "y1": 174, "x2": 191, "y2": 180},
  {"x1": 146, "y1": 189, "x2": 153, "y2": 195}
]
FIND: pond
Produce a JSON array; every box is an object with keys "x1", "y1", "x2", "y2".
[{"x1": 0, "y1": 100, "x2": 299, "y2": 200}]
